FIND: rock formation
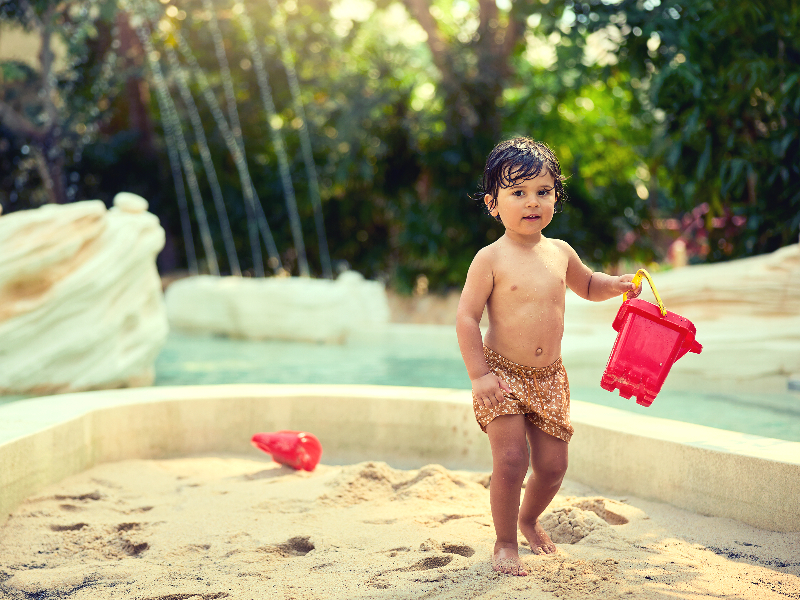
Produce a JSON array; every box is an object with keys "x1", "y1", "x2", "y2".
[
  {"x1": 165, "y1": 270, "x2": 390, "y2": 344},
  {"x1": 563, "y1": 243, "x2": 800, "y2": 393},
  {"x1": 0, "y1": 194, "x2": 168, "y2": 395}
]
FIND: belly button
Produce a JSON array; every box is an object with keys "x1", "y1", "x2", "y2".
[{"x1": 536, "y1": 347, "x2": 543, "y2": 356}]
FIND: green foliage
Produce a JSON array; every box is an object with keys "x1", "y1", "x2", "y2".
[
  {"x1": 504, "y1": 61, "x2": 655, "y2": 266},
  {"x1": 0, "y1": 0, "x2": 124, "y2": 206},
  {"x1": 2, "y1": 0, "x2": 797, "y2": 288},
  {"x1": 542, "y1": 0, "x2": 800, "y2": 261}
]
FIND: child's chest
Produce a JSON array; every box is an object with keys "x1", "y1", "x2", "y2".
[{"x1": 492, "y1": 245, "x2": 568, "y2": 302}]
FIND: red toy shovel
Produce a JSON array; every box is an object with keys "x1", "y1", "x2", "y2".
[
  {"x1": 601, "y1": 269, "x2": 702, "y2": 407},
  {"x1": 251, "y1": 430, "x2": 322, "y2": 471}
]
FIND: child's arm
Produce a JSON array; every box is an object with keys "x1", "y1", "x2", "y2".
[
  {"x1": 554, "y1": 240, "x2": 642, "y2": 302},
  {"x1": 456, "y1": 249, "x2": 510, "y2": 408}
]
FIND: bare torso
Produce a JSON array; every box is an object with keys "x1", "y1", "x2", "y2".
[{"x1": 483, "y1": 236, "x2": 569, "y2": 368}]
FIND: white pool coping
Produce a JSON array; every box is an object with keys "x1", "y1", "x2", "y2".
[{"x1": 1, "y1": 384, "x2": 798, "y2": 532}]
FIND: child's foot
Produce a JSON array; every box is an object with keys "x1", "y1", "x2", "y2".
[
  {"x1": 519, "y1": 519, "x2": 557, "y2": 555},
  {"x1": 492, "y1": 543, "x2": 528, "y2": 576}
]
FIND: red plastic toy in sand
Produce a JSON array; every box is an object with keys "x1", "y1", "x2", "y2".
[
  {"x1": 251, "y1": 430, "x2": 322, "y2": 471},
  {"x1": 601, "y1": 269, "x2": 703, "y2": 407}
]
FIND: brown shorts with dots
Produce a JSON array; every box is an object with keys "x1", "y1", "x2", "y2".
[{"x1": 473, "y1": 346, "x2": 573, "y2": 443}]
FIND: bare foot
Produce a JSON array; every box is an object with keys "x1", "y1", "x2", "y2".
[
  {"x1": 519, "y1": 519, "x2": 557, "y2": 555},
  {"x1": 492, "y1": 543, "x2": 528, "y2": 576}
]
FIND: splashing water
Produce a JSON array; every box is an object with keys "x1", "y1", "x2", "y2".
[
  {"x1": 238, "y1": 0, "x2": 332, "y2": 279},
  {"x1": 172, "y1": 12, "x2": 282, "y2": 275},
  {"x1": 120, "y1": 0, "x2": 332, "y2": 277},
  {"x1": 203, "y1": 0, "x2": 297, "y2": 275},
  {"x1": 124, "y1": 9, "x2": 198, "y2": 274},
  {"x1": 224, "y1": 0, "x2": 309, "y2": 277},
  {"x1": 135, "y1": 18, "x2": 220, "y2": 276},
  {"x1": 163, "y1": 42, "x2": 241, "y2": 276}
]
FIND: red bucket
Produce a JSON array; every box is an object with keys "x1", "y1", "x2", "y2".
[{"x1": 601, "y1": 269, "x2": 702, "y2": 407}]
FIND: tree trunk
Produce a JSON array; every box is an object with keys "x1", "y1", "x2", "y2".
[
  {"x1": 399, "y1": 0, "x2": 523, "y2": 143},
  {"x1": 36, "y1": 9, "x2": 67, "y2": 204}
]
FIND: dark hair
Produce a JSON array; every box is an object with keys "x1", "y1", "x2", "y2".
[{"x1": 475, "y1": 137, "x2": 568, "y2": 219}]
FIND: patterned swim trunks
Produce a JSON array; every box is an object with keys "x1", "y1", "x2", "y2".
[{"x1": 473, "y1": 345, "x2": 573, "y2": 443}]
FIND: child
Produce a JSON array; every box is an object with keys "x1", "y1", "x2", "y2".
[{"x1": 456, "y1": 137, "x2": 641, "y2": 576}]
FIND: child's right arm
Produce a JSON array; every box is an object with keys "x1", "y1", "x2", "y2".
[{"x1": 456, "y1": 249, "x2": 510, "y2": 408}]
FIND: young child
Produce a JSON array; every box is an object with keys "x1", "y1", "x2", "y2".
[{"x1": 456, "y1": 137, "x2": 641, "y2": 576}]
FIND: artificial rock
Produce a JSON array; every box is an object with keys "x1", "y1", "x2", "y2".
[
  {"x1": 165, "y1": 270, "x2": 390, "y2": 344},
  {"x1": 0, "y1": 195, "x2": 168, "y2": 395}
]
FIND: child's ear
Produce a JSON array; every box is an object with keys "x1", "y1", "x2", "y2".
[{"x1": 484, "y1": 193, "x2": 497, "y2": 216}]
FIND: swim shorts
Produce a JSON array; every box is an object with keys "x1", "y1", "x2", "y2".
[{"x1": 473, "y1": 345, "x2": 573, "y2": 443}]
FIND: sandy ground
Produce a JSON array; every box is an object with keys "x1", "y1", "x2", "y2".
[{"x1": 1, "y1": 455, "x2": 798, "y2": 600}]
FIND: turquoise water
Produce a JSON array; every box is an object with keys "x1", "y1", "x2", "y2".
[
  {"x1": 154, "y1": 333, "x2": 800, "y2": 443},
  {"x1": 2, "y1": 332, "x2": 797, "y2": 442}
]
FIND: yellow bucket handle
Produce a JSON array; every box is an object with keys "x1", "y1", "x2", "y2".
[{"x1": 624, "y1": 268, "x2": 667, "y2": 317}]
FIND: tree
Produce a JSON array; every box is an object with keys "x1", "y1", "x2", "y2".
[
  {"x1": 0, "y1": 1, "x2": 70, "y2": 204},
  {"x1": 541, "y1": 0, "x2": 800, "y2": 260},
  {"x1": 0, "y1": 0, "x2": 138, "y2": 207}
]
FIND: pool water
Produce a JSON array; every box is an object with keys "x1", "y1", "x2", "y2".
[
  {"x1": 155, "y1": 332, "x2": 469, "y2": 389},
  {"x1": 154, "y1": 332, "x2": 800, "y2": 443}
]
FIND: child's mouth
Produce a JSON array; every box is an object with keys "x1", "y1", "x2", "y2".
[{"x1": 524, "y1": 215, "x2": 540, "y2": 221}]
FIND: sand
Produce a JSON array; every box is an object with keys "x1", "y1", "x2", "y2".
[{"x1": 0, "y1": 456, "x2": 798, "y2": 600}]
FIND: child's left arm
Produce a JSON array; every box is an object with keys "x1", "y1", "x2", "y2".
[{"x1": 555, "y1": 240, "x2": 642, "y2": 302}]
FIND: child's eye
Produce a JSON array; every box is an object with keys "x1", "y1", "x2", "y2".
[
  {"x1": 513, "y1": 190, "x2": 525, "y2": 196},
  {"x1": 538, "y1": 188, "x2": 553, "y2": 196}
]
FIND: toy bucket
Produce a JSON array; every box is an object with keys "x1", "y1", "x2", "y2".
[{"x1": 600, "y1": 269, "x2": 702, "y2": 407}]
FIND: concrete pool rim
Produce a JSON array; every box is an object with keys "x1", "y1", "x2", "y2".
[{"x1": 1, "y1": 384, "x2": 798, "y2": 533}]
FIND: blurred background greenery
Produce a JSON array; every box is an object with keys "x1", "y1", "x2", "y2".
[{"x1": 1, "y1": 0, "x2": 797, "y2": 292}]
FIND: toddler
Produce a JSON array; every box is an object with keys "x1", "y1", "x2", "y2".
[{"x1": 456, "y1": 137, "x2": 641, "y2": 575}]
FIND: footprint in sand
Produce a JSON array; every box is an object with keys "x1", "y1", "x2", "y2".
[
  {"x1": 49, "y1": 523, "x2": 88, "y2": 532},
  {"x1": 399, "y1": 555, "x2": 454, "y2": 571},
  {"x1": 259, "y1": 536, "x2": 315, "y2": 557},
  {"x1": 125, "y1": 506, "x2": 154, "y2": 514},
  {"x1": 534, "y1": 557, "x2": 620, "y2": 595},
  {"x1": 253, "y1": 499, "x2": 313, "y2": 514},
  {"x1": 441, "y1": 543, "x2": 476, "y2": 557},
  {"x1": 51, "y1": 492, "x2": 104, "y2": 514},
  {"x1": 117, "y1": 539, "x2": 149, "y2": 556},
  {"x1": 54, "y1": 492, "x2": 103, "y2": 502},
  {"x1": 321, "y1": 462, "x2": 487, "y2": 507},
  {"x1": 111, "y1": 523, "x2": 149, "y2": 556},
  {"x1": 374, "y1": 539, "x2": 477, "y2": 576},
  {"x1": 46, "y1": 520, "x2": 150, "y2": 558},
  {"x1": 143, "y1": 594, "x2": 230, "y2": 600},
  {"x1": 419, "y1": 538, "x2": 476, "y2": 557},
  {"x1": 573, "y1": 498, "x2": 629, "y2": 525}
]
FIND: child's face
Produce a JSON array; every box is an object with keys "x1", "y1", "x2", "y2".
[{"x1": 484, "y1": 170, "x2": 556, "y2": 238}]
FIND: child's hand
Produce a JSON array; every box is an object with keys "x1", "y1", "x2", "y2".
[
  {"x1": 616, "y1": 274, "x2": 642, "y2": 298},
  {"x1": 472, "y1": 373, "x2": 511, "y2": 408}
]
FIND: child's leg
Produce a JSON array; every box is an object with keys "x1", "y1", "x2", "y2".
[
  {"x1": 486, "y1": 414, "x2": 530, "y2": 575},
  {"x1": 518, "y1": 421, "x2": 568, "y2": 555}
]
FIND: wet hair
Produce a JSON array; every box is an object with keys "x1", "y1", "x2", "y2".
[{"x1": 475, "y1": 137, "x2": 568, "y2": 220}]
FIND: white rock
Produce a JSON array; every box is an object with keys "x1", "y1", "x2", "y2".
[
  {"x1": 112, "y1": 192, "x2": 149, "y2": 214},
  {"x1": 568, "y1": 243, "x2": 800, "y2": 325},
  {"x1": 562, "y1": 244, "x2": 800, "y2": 393},
  {"x1": 165, "y1": 271, "x2": 390, "y2": 343},
  {"x1": 0, "y1": 199, "x2": 168, "y2": 395}
]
